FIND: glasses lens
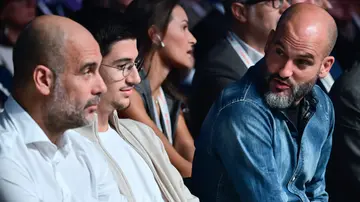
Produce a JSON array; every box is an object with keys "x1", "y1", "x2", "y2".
[{"x1": 122, "y1": 63, "x2": 134, "y2": 78}]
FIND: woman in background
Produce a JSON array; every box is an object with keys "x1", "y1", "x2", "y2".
[{"x1": 121, "y1": 0, "x2": 196, "y2": 177}]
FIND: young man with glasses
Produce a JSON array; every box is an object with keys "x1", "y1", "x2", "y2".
[
  {"x1": 72, "y1": 8, "x2": 199, "y2": 202},
  {"x1": 190, "y1": 0, "x2": 290, "y2": 138}
]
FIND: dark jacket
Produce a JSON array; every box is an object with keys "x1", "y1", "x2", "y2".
[
  {"x1": 192, "y1": 61, "x2": 334, "y2": 202},
  {"x1": 189, "y1": 38, "x2": 247, "y2": 138},
  {"x1": 326, "y1": 61, "x2": 360, "y2": 202}
]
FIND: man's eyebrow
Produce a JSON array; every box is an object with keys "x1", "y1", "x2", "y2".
[
  {"x1": 80, "y1": 62, "x2": 97, "y2": 72},
  {"x1": 297, "y1": 53, "x2": 315, "y2": 60},
  {"x1": 111, "y1": 58, "x2": 132, "y2": 65},
  {"x1": 275, "y1": 40, "x2": 315, "y2": 60}
]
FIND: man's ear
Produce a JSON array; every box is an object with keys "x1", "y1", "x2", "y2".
[
  {"x1": 319, "y1": 56, "x2": 335, "y2": 78},
  {"x1": 231, "y1": 2, "x2": 247, "y2": 23},
  {"x1": 264, "y1": 30, "x2": 275, "y2": 54},
  {"x1": 33, "y1": 65, "x2": 55, "y2": 96}
]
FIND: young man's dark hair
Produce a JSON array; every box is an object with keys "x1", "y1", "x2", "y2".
[{"x1": 71, "y1": 7, "x2": 136, "y2": 56}]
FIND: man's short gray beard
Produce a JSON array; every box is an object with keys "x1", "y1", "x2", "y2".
[
  {"x1": 44, "y1": 78, "x2": 93, "y2": 134},
  {"x1": 264, "y1": 78, "x2": 316, "y2": 109},
  {"x1": 264, "y1": 91, "x2": 294, "y2": 109}
]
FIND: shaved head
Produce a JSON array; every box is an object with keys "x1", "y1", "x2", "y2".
[
  {"x1": 12, "y1": 15, "x2": 97, "y2": 89},
  {"x1": 11, "y1": 15, "x2": 106, "y2": 137},
  {"x1": 263, "y1": 3, "x2": 338, "y2": 109},
  {"x1": 275, "y1": 3, "x2": 338, "y2": 56}
]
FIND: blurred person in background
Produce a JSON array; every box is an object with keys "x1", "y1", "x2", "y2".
[
  {"x1": 324, "y1": 1, "x2": 360, "y2": 201},
  {"x1": 82, "y1": 0, "x2": 133, "y2": 12},
  {"x1": 0, "y1": 0, "x2": 36, "y2": 108},
  {"x1": 327, "y1": 0, "x2": 360, "y2": 71},
  {"x1": 190, "y1": 0, "x2": 290, "y2": 138},
  {"x1": 122, "y1": 0, "x2": 197, "y2": 178},
  {"x1": 110, "y1": 0, "x2": 133, "y2": 11},
  {"x1": 326, "y1": 58, "x2": 360, "y2": 202}
]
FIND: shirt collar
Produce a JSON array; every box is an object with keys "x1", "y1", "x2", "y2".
[
  {"x1": 5, "y1": 96, "x2": 50, "y2": 144},
  {"x1": 231, "y1": 32, "x2": 264, "y2": 64},
  {"x1": 4, "y1": 96, "x2": 72, "y2": 158}
]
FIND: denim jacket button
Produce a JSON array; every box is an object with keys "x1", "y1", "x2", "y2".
[{"x1": 291, "y1": 176, "x2": 296, "y2": 182}]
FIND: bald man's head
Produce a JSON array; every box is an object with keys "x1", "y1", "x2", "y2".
[
  {"x1": 275, "y1": 3, "x2": 338, "y2": 56},
  {"x1": 12, "y1": 15, "x2": 97, "y2": 89},
  {"x1": 263, "y1": 3, "x2": 337, "y2": 109},
  {"x1": 12, "y1": 15, "x2": 107, "y2": 135}
]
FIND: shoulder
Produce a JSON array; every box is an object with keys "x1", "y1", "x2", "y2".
[
  {"x1": 331, "y1": 62, "x2": 360, "y2": 93},
  {"x1": 65, "y1": 129, "x2": 101, "y2": 156},
  {"x1": 208, "y1": 38, "x2": 233, "y2": 57},
  {"x1": 217, "y1": 69, "x2": 267, "y2": 112},
  {"x1": 118, "y1": 119, "x2": 156, "y2": 137},
  {"x1": 0, "y1": 114, "x2": 34, "y2": 177},
  {"x1": 330, "y1": 65, "x2": 360, "y2": 109},
  {"x1": 0, "y1": 155, "x2": 27, "y2": 181},
  {"x1": 118, "y1": 118, "x2": 148, "y2": 130},
  {"x1": 0, "y1": 113, "x2": 22, "y2": 157},
  {"x1": 197, "y1": 38, "x2": 245, "y2": 71},
  {"x1": 117, "y1": 119, "x2": 163, "y2": 147},
  {"x1": 204, "y1": 79, "x2": 273, "y2": 135},
  {"x1": 313, "y1": 85, "x2": 334, "y2": 114}
]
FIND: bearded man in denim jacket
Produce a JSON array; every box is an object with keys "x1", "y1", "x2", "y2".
[{"x1": 192, "y1": 3, "x2": 337, "y2": 202}]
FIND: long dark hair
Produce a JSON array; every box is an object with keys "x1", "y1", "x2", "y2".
[
  {"x1": 125, "y1": 0, "x2": 179, "y2": 54},
  {"x1": 125, "y1": 0, "x2": 187, "y2": 102}
]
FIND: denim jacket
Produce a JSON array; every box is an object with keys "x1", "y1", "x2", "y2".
[{"x1": 192, "y1": 61, "x2": 334, "y2": 202}]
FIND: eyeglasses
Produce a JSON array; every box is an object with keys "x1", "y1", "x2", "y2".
[
  {"x1": 101, "y1": 57, "x2": 144, "y2": 78},
  {"x1": 246, "y1": 0, "x2": 285, "y2": 9}
]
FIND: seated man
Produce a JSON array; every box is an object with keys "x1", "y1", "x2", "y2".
[
  {"x1": 0, "y1": 15, "x2": 126, "y2": 201},
  {"x1": 72, "y1": 8, "x2": 199, "y2": 202},
  {"x1": 192, "y1": 4, "x2": 337, "y2": 202},
  {"x1": 190, "y1": 0, "x2": 290, "y2": 138}
]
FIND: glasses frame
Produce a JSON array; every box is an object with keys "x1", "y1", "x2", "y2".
[
  {"x1": 245, "y1": 0, "x2": 284, "y2": 9},
  {"x1": 101, "y1": 57, "x2": 144, "y2": 78}
]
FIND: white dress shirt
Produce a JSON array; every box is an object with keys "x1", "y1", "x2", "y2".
[
  {"x1": 99, "y1": 126, "x2": 164, "y2": 202},
  {"x1": 234, "y1": 34, "x2": 264, "y2": 66},
  {"x1": 0, "y1": 96, "x2": 127, "y2": 202}
]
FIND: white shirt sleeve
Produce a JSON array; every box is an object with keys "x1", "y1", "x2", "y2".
[{"x1": 0, "y1": 158, "x2": 40, "y2": 202}]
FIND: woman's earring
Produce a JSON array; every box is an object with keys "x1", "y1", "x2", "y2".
[{"x1": 157, "y1": 35, "x2": 165, "y2": 48}]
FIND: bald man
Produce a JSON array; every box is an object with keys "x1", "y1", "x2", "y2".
[
  {"x1": 192, "y1": 4, "x2": 337, "y2": 202},
  {"x1": 0, "y1": 16, "x2": 127, "y2": 201}
]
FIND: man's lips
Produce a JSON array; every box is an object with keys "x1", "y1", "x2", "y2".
[
  {"x1": 85, "y1": 105, "x2": 98, "y2": 113},
  {"x1": 272, "y1": 78, "x2": 290, "y2": 90},
  {"x1": 120, "y1": 86, "x2": 134, "y2": 95}
]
